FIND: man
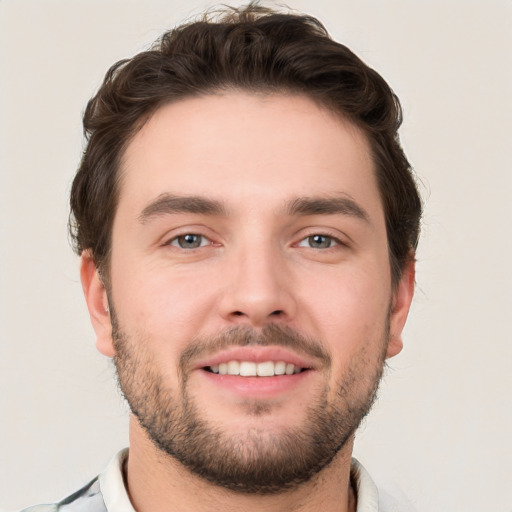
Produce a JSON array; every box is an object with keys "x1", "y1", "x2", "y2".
[{"x1": 24, "y1": 3, "x2": 421, "y2": 511}]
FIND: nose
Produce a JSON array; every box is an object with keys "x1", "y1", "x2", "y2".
[{"x1": 218, "y1": 243, "x2": 297, "y2": 327}]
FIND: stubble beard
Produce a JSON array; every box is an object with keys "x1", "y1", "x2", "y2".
[{"x1": 111, "y1": 312, "x2": 389, "y2": 494}]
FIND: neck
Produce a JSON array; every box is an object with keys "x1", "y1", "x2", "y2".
[{"x1": 125, "y1": 416, "x2": 357, "y2": 512}]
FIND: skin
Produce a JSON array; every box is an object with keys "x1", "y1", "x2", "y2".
[{"x1": 81, "y1": 92, "x2": 415, "y2": 512}]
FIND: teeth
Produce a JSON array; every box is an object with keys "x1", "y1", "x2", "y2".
[
  {"x1": 274, "y1": 361, "x2": 286, "y2": 375},
  {"x1": 227, "y1": 360, "x2": 240, "y2": 375},
  {"x1": 240, "y1": 361, "x2": 257, "y2": 376},
  {"x1": 208, "y1": 360, "x2": 304, "y2": 377},
  {"x1": 257, "y1": 361, "x2": 274, "y2": 377}
]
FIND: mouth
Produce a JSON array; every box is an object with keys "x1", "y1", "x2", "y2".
[
  {"x1": 193, "y1": 346, "x2": 316, "y2": 398},
  {"x1": 195, "y1": 346, "x2": 316, "y2": 376},
  {"x1": 205, "y1": 360, "x2": 309, "y2": 377}
]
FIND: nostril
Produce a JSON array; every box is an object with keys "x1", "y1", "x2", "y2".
[{"x1": 231, "y1": 310, "x2": 283, "y2": 318}]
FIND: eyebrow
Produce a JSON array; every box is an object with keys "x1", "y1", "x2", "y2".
[
  {"x1": 286, "y1": 196, "x2": 370, "y2": 222},
  {"x1": 138, "y1": 193, "x2": 370, "y2": 224},
  {"x1": 138, "y1": 194, "x2": 227, "y2": 223}
]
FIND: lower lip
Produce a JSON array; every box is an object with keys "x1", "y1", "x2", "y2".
[{"x1": 199, "y1": 369, "x2": 313, "y2": 398}]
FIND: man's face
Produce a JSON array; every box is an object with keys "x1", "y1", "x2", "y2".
[{"x1": 84, "y1": 92, "x2": 413, "y2": 492}]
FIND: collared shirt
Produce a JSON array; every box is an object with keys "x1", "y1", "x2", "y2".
[{"x1": 21, "y1": 449, "x2": 411, "y2": 512}]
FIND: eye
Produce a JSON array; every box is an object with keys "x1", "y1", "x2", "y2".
[
  {"x1": 169, "y1": 234, "x2": 209, "y2": 249},
  {"x1": 298, "y1": 234, "x2": 339, "y2": 249}
]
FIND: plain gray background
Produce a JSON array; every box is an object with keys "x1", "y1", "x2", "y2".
[{"x1": 1, "y1": 1, "x2": 511, "y2": 510}]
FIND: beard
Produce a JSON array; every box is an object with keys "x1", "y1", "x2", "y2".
[{"x1": 111, "y1": 310, "x2": 389, "y2": 494}]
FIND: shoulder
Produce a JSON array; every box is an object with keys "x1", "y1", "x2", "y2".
[
  {"x1": 351, "y1": 458, "x2": 416, "y2": 512},
  {"x1": 20, "y1": 477, "x2": 107, "y2": 512},
  {"x1": 19, "y1": 449, "x2": 130, "y2": 512},
  {"x1": 19, "y1": 507, "x2": 58, "y2": 512},
  {"x1": 378, "y1": 487, "x2": 416, "y2": 512}
]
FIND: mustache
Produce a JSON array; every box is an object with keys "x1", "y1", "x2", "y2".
[{"x1": 179, "y1": 324, "x2": 331, "y2": 372}]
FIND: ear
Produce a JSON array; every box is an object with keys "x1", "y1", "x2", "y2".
[
  {"x1": 80, "y1": 251, "x2": 115, "y2": 357},
  {"x1": 386, "y1": 258, "x2": 416, "y2": 359}
]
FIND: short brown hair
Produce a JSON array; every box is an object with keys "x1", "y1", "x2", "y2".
[{"x1": 70, "y1": 3, "x2": 421, "y2": 286}]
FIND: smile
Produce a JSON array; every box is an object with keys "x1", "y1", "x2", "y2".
[
  {"x1": 196, "y1": 348, "x2": 317, "y2": 397},
  {"x1": 207, "y1": 361, "x2": 305, "y2": 376}
]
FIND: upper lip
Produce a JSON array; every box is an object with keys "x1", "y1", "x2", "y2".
[{"x1": 194, "y1": 346, "x2": 317, "y2": 370}]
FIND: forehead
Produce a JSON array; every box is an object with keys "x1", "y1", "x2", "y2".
[{"x1": 118, "y1": 92, "x2": 383, "y2": 222}]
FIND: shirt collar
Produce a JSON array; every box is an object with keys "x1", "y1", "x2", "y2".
[
  {"x1": 350, "y1": 457, "x2": 380, "y2": 511},
  {"x1": 99, "y1": 448, "x2": 135, "y2": 512}
]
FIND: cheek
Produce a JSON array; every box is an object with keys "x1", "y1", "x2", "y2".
[
  {"x1": 297, "y1": 264, "x2": 391, "y2": 333},
  {"x1": 111, "y1": 260, "x2": 219, "y2": 347},
  {"x1": 294, "y1": 263, "x2": 391, "y2": 382}
]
